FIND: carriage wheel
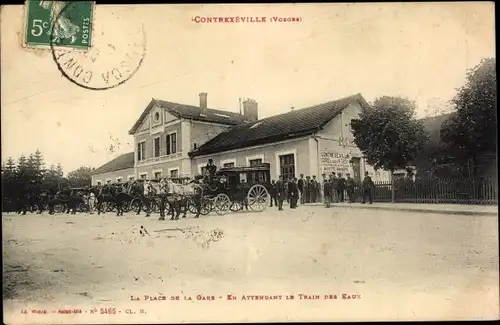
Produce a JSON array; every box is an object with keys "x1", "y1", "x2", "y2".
[
  {"x1": 199, "y1": 197, "x2": 213, "y2": 216},
  {"x1": 54, "y1": 204, "x2": 66, "y2": 213},
  {"x1": 130, "y1": 199, "x2": 142, "y2": 213},
  {"x1": 78, "y1": 202, "x2": 89, "y2": 213},
  {"x1": 122, "y1": 201, "x2": 132, "y2": 213},
  {"x1": 148, "y1": 200, "x2": 159, "y2": 214},
  {"x1": 247, "y1": 184, "x2": 269, "y2": 212},
  {"x1": 187, "y1": 198, "x2": 198, "y2": 214},
  {"x1": 230, "y1": 200, "x2": 243, "y2": 212},
  {"x1": 214, "y1": 194, "x2": 231, "y2": 215}
]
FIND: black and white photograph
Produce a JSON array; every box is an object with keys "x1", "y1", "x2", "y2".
[{"x1": 2, "y1": 2, "x2": 498, "y2": 323}]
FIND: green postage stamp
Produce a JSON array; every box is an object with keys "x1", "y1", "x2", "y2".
[{"x1": 24, "y1": 0, "x2": 94, "y2": 50}]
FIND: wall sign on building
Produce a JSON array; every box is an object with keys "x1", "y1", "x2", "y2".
[{"x1": 320, "y1": 150, "x2": 352, "y2": 174}]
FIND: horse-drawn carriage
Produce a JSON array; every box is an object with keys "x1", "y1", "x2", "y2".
[
  {"x1": 50, "y1": 187, "x2": 90, "y2": 213},
  {"x1": 194, "y1": 163, "x2": 272, "y2": 215}
]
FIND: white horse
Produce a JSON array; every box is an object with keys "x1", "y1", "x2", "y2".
[
  {"x1": 161, "y1": 179, "x2": 203, "y2": 220},
  {"x1": 166, "y1": 179, "x2": 202, "y2": 197}
]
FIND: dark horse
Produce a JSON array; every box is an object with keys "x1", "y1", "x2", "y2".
[{"x1": 90, "y1": 184, "x2": 131, "y2": 216}]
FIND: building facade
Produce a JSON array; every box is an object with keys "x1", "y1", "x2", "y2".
[
  {"x1": 190, "y1": 95, "x2": 391, "y2": 182},
  {"x1": 92, "y1": 93, "x2": 251, "y2": 183},
  {"x1": 92, "y1": 93, "x2": 392, "y2": 184}
]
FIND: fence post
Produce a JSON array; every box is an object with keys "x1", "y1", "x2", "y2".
[{"x1": 390, "y1": 170, "x2": 395, "y2": 203}]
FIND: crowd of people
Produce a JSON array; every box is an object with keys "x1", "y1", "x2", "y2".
[{"x1": 267, "y1": 171, "x2": 376, "y2": 211}]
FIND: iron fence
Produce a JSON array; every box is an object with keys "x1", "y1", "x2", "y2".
[{"x1": 359, "y1": 177, "x2": 498, "y2": 205}]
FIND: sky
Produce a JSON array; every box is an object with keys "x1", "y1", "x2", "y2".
[{"x1": 1, "y1": 2, "x2": 495, "y2": 174}]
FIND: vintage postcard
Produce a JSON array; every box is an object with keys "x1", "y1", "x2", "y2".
[{"x1": 2, "y1": 2, "x2": 498, "y2": 324}]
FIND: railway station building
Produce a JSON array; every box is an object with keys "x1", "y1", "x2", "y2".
[{"x1": 91, "y1": 93, "x2": 391, "y2": 185}]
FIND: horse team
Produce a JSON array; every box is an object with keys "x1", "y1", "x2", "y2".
[{"x1": 6, "y1": 179, "x2": 204, "y2": 221}]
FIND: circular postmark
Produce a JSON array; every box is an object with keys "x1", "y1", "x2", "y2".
[{"x1": 50, "y1": 2, "x2": 146, "y2": 90}]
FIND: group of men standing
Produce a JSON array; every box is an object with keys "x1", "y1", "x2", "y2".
[
  {"x1": 269, "y1": 175, "x2": 299, "y2": 210},
  {"x1": 268, "y1": 171, "x2": 376, "y2": 210}
]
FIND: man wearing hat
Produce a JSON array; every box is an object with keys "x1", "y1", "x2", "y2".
[
  {"x1": 330, "y1": 172, "x2": 339, "y2": 203},
  {"x1": 274, "y1": 175, "x2": 285, "y2": 210},
  {"x1": 346, "y1": 173, "x2": 356, "y2": 203},
  {"x1": 205, "y1": 159, "x2": 217, "y2": 182},
  {"x1": 297, "y1": 174, "x2": 305, "y2": 205},
  {"x1": 362, "y1": 171, "x2": 375, "y2": 204}
]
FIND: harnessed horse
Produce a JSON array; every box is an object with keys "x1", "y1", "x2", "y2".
[
  {"x1": 159, "y1": 179, "x2": 203, "y2": 220},
  {"x1": 91, "y1": 184, "x2": 129, "y2": 216}
]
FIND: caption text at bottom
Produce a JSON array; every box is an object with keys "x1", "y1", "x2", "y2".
[{"x1": 132, "y1": 293, "x2": 362, "y2": 301}]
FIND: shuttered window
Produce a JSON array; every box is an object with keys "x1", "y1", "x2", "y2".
[
  {"x1": 154, "y1": 137, "x2": 161, "y2": 157},
  {"x1": 166, "y1": 132, "x2": 177, "y2": 155},
  {"x1": 137, "y1": 141, "x2": 146, "y2": 161}
]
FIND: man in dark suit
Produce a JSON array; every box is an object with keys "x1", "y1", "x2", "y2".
[
  {"x1": 362, "y1": 171, "x2": 375, "y2": 204},
  {"x1": 297, "y1": 174, "x2": 305, "y2": 204},
  {"x1": 275, "y1": 176, "x2": 285, "y2": 210},
  {"x1": 323, "y1": 177, "x2": 332, "y2": 208},
  {"x1": 330, "y1": 172, "x2": 339, "y2": 203},
  {"x1": 337, "y1": 173, "x2": 346, "y2": 202},
  {"x1": 304, "y1": 176, "x2": 311, "y2": 203},
  {"x1": 288, "y1": 178, "x2": 299, "y2": 209},
  {"x1": 310, "y1": 176, "x2": 318, "y2": 203},
  {"x1": 346, "y1": 173, "x2": 356, "y2": 203},
  {"x1": 205, "y1": 159, "x2": 217, "y2": 181}
]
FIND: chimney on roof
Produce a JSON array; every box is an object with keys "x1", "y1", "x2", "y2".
[
  {"x1": 199, "y1": 92, "x2": 207, "y2": 116},
  {"x1": 243, "y1": 98, "x2": 258, "y2": 122}
]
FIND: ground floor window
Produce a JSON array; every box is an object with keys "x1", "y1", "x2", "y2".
[
  {"x1": 223, "y1": 162, "x2": 235, "y2": 168},
  {"x1": 154, "y1": 171, "x2": 162, "y2": 179},
  {"x1": 116, "y1": 177, "x2": 123, "y2": 183},
  {"x1": 128, "y1": 176, "x2": 135, "y2": 181},
  {"x1": 279, "y1": 154, "x2": 295, "y2": 181},
  {"x1": 140, "y1": 174, "x2": 147, "y2": 180},
  {"x1": 249, "y1": 158, "x2": 263, "y2": 166},
  {"x1": 106, "y1": 179, "x2": 112, "y2": 184},
  {"x1": 200, "y1": 166, "x2": 207, "y2": 176},
  {"x1": 170, "y1": 169, "x2": 179, "y2": 178}
]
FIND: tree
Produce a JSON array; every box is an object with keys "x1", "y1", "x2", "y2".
[
  {"x1": 351, "y1": 96, "x2": 428, "y2": 171},
  {"x1": 67, "y1": 166, "x2": 94, "y2": 187},
  {"x1": 4, "y1": 157, "x2": 16, "y2": 172},
  {"x1": 441, "y1": 58, "x2": 497, "y2": 177},
  {"x1": 33, "y1": 150, "x2": 44, "y2": 170},
  {"x1": 17, "y1": 155, "x2": 27, "y2": 171},
  {"x1": 350, "y1": 96, "x2": 428, "y2": 201},
  {"x1": 42, "y1": 164, "x2": 64, "y2": 192},
  {"x1": 56, "y1": 163, "x2": 64, "y2": 177}
]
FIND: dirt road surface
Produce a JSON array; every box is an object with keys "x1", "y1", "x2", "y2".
[{"x1": 3, "y1": 206, "x2": 499, "y2": 323}]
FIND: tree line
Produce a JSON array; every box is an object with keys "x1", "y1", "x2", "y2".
[
  {"x1": 1, "y1": 149, "x2": 95, "y2": 197},
  {"x1": 350, "y1": 57, "x2": 496, "y2": 180}
]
